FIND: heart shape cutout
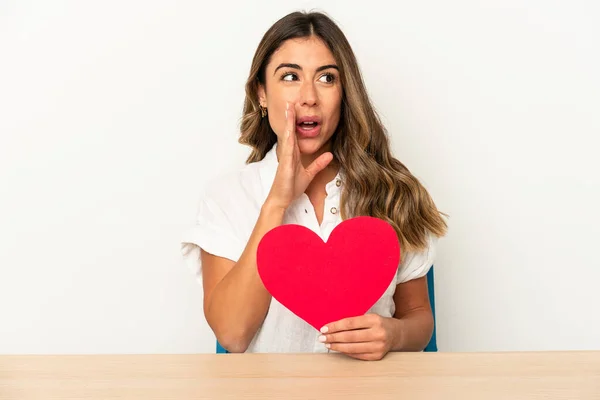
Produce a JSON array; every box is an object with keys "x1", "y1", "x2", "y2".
[{"x1": 256, "y1": 216, "x2": 400, "y2": 331}]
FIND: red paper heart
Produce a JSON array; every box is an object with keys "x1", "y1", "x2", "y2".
[{"x1": 256, "y1": 216, "x2": 400, "y2": 331}]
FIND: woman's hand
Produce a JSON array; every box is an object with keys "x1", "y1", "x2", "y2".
[
  {"x1": 319, "y1": 314, "x2": 401, "y2": 361},
  {"x1": 265, "y1": 102, "x2": 333, "y2": 211}
]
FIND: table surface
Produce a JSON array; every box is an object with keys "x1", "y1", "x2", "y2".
[{"x1": 2, "y1": 351, "x2": 599, "y2": 399}]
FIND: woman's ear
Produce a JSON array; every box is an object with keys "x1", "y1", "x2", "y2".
[{"x1": 257, "y1": 84, "x2": 267, "y2": 108}]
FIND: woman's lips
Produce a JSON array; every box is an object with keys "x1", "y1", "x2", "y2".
[{"x1": 296, "y1": 122, "x2": 321, "y2": 138}]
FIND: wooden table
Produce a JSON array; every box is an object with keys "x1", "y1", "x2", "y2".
[{"x1": 1, "y1": 351, "x2": 599, "y2": 399}]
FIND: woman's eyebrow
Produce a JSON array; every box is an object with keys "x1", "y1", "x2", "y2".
[{"x1": 273, "y1": 63, "x2": 339, "y2": 75}]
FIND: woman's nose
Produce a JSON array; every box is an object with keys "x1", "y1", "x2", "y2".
[{"x1": 298, "y1": 80, "x2": 318, "y2": 107}]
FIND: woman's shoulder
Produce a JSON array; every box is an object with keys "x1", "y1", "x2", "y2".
[
  {"x1": 396, "y1": 231, "x2": 438, "y2": 283},
  {"x1": 199, "y1": 153, "x2": 275, "y2": 215},
  {"x1": 181, "y1": 161, "x2": 267, "y2": 271},
  {"x1": 200, "y1": 145, "x2": 278, "y2": 208}
]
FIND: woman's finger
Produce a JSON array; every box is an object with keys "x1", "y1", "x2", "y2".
[
  {"x1": 304, "y1": 151, "x2": 333, "y2": 179},
  {"x1": 283, "y1": 102, "x2": 296, "y2": 158},
  {"x1": 321, "y1": 328, "x2": 371, "y2": 344},
  {"x1": 327, "y1": 341, "x2": 378, "y2": 354},
  {"x1": 321, "y1": 314, "x2": 378, "y2": 334}
]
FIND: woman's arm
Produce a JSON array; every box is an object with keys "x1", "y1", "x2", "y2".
[
  {"x1": 201, "y1": 200, "x2": 286, "y2": 353},
  {"x1": 389, "y1": 275, "x2": 434, "y2": 351}
]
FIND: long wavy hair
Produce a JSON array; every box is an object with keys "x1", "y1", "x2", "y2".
[{"x1": 239, "y1": 11, "x2": 447, "y2": 253}]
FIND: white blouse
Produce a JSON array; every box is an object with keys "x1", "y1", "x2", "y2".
[{"x1": 181, "y1": 143, "x2": 437, "y2": 353}]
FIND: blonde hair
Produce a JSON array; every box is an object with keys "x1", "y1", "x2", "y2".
[{"x1": 239, "y1": 11, "x2": 447, "y2": 252}]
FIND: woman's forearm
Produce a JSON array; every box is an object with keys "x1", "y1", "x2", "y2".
[
  {"x1": 205, "y1": 201, "x2": 286, "y2": 352},
  {"x1": 390, "y1": 309, "x2": 434, "y2": 352}
]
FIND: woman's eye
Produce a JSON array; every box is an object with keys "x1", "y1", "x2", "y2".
[
  {"x1": 319, "y1": 73, "x2": 336, "y2": 83},
  {"x1": 281, "y1": 72, "x2": 335, "y2": 83}
]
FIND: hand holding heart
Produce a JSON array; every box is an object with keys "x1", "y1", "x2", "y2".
[{"x1": 319, "y1": 313, "x2": 399, "y2": 361}]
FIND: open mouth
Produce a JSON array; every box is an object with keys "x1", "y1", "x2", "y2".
[
  {"x1": 296, "y1": 116, "x2": 322, "y2": 137},
  {"x1": 298, "y1": 121, "x2": 319, "y2": 130}
]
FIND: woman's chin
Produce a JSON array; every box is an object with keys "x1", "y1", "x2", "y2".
[{"x1": 297, "y1": 137, "x2": 329, "y2": 155}]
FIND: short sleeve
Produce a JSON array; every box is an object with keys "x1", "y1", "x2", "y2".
[
  {"x1": 180, "y1": 189, "x2": 247, "y2": 280},
  {"x1": 396, "y1": 232, "x2": 438, "y2": 283}
]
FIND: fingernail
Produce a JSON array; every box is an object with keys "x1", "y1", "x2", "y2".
[
  {"x1": 325, "y1": 344, "x2": 331, "y2": 349},
  {"x1": 318, "y1": 335, "x2": 326, "y2": 343},
  {"x1": 320, "y1": 326, "x2": 328, "y2": 333}
]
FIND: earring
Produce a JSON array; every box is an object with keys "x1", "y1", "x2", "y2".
[{"x1": 259, "y1": 105, "x2": 267, "y2": 118}]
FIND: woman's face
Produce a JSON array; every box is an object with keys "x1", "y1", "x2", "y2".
[{"x1": 258, "y1": 36, "x2": 343, "y2": 156}]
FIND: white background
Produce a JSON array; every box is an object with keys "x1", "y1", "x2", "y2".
[{"x1": 1, "y1": 0, "x2": 599, "y2": 354}]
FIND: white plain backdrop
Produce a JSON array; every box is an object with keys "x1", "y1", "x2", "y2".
[{"x1": 1, "y1": 0, "x2": 599, "y2": 354}]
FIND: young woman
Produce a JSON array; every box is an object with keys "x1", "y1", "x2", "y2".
[{"x1": 181, "y1": 11, "x2": 447, "y2": 360}]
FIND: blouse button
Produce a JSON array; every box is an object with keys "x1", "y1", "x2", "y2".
[
  {"x1": 335, "y1": 179, "x2": 342, "y2": 187},
  {"x1": 330, "y1": 207, "x2": 338, "y2": 214}
]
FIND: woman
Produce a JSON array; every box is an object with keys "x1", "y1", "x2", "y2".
[{"x1": 181, "y1": 11, "x2": 447, "y2": 360}]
